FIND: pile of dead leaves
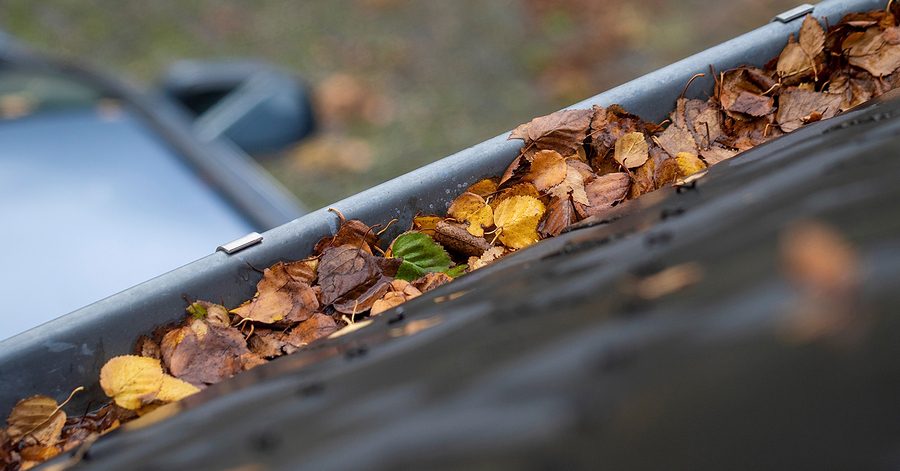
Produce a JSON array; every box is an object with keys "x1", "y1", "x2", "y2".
[{"x1": 4, "y1": 7, "x2": 900, "y2": 470}]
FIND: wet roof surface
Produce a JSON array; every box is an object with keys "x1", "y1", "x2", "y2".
[{"x1": 70, "y1": 93, "x2": 900, "y2": 470}]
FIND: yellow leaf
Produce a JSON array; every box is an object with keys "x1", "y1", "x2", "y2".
[
  {"x1": 156, "y1": 374, "x2": 201, "y2": 403},
  {"x1": 6, "y1": 395, "x2": 66, "y2": 445},
  {"x1": 489, "y1": 182, "x2": 541, "y2": 211},
  {"x1": 657, "y1": 152, "x2": 707, "y2": 185},
  {"x1": 613, "y1": 132, "x2": 649, "y2": 168},
  {"x1": 448, "y1": 192, "x2": 494, "y2": 237},
  {"x1": 413, "y1": 215, "x2": 442, "y2": 236},
  {"x1": 465, "y1": 178, "x2": 499, "y2": 197},
  {"x1": 99, "y1": 355, "x2": 164, "y2": 410},
  {"x1": 493, "y1": 195, "x2": 546, "y2": 249}
]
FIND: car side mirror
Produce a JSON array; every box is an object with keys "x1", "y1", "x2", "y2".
[{"x1": 160, "y1": 60, "x2": 315, "y2": 155}]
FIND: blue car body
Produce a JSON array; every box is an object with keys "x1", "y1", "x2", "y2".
[{"x1": 0, "y1": 35, "x2": 307, "y2": 339}]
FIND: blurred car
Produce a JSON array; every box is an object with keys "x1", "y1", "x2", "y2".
[{"x1": 0, "y1": 31, "x2": 315, "y2": 339}]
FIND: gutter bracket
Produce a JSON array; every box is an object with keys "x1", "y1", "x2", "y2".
[
  {"x1": 772, "y1": 4, "x2": 816, "y2": 23},
  {"x1": 217, "y1": 232, "x2": 263, "y2": 254}
]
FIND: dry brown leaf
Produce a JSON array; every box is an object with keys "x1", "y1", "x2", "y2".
[
  {"x1": 318, "y1": 245, "x2": 397, "y2": 307},
  {"x1": 525, "y1": 150, "x2": 568, "y2": 191},
  {"x1": 187, "y1": 300, "x2": 231, "y2": 327},
  {"x1": 370, "y1": 291, "x2": 408, "y2": 316},
  {"x1": 19, "y1": 445, "x2": 60, "y2": 463},
  {"x1": 613, "y1": 132, "x2": 649, "y2": 168},
  {"x1": 655, "y1": 124, "x2": 698, "y2": 159},
  {"x1": 99, "y1": 355, "x2": 164, "y2": 410},
  {"x1": 844, "y1": 26, "x2": 900, "y2": 77},
  {"x1": 509, "y1": 108, "x2": 592, "y2": 157},
  {"x1": 719, "y1": 67, "x2": 776, "y2": 118},
  {"x1": 327, "y1": 254, "x2": 401, "y2": 315},
  {"x1": 672, "y1": 98, "x2": 724, "y2": 150},
  {"x1": 539, "y1": 196, "x2": 577, "y2": 237},
  {"x1": 628, "y1": 148, "x2": 661, "y2": 199},
  {"x1": 493, "y1": 195, "x2": 546, "y2": 249},
  {"x1": 411, "y1": 272, "x2": 454, "y2": 292},
  {"x1": 776, "y1": 87, "x2": 843, "y2": 132},
  {"x1": 136, "y1": 336, "x2": 161, "y2": 360},
  {"x1": 240, "y1": 353, "x2": 268, "y2": 371},
  {"x1": 433, "y1": 220, "x2": 492, "y2": 257},
  {"x1": 371, "y1": 280, "x2": 422, "y2": 315},
  {"x1": 6, "y1": 396, "x2": 66, "y2": 445},
  {"x1": 231, "y1": 261, "x2": 320, "y2": 324},
  {"x1": 777, "y1": 15, "x2": 825, "y2": 79},
  {"x1": 313, "y1": 218, "x2": 378, "y2": 255},
  {"x1": 589, "y1": 104, "x2": 659, "y2": 166},
  {"x1": 700, "y1": 145, "x2": 739, "y2": 165},
  {"x1": 574, "y1": 172, "x2": 630, "y2": 219},
  {"x1": 248, "y1": 329, "x2": 291, "y2": 359},
  {"x1": 467, "y1": 246, "x2": 507, "y2": 272},
  {"x1": 548, "y1": 162, "x2": 589, "y2": 206},
  {"x1": 286, "y1": 313, "x2": 339, "y2": 346},
  {"x1": 799, "y1": 14, "x2": 826, "y2": 59},
  {"x1": 160, "y1": 320, "x2": 250, "y2": 386},
  {"x1": 447, "y1": 192, "x2": 494, "y2": 237}
]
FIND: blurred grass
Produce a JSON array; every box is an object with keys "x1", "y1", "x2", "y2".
[{"x1": 0, "y1": 0, "x2": 797, "y2": 209}]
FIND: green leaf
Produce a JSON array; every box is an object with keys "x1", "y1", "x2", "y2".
[
  {"x1": 391, "y1": 232, "x2": 452, "y2": 281},
  {"x1": 445, "y1": 265, "x2": 468, "y2": 278},
  {"x1": 186, "y1": 302, "x2": 208, "y2": 319}
]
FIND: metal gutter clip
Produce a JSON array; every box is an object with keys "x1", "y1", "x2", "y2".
[
  {"x1": 217, "y1": 232, "x2": 263, "y2": 254},
  {"x1": 772, "y1": 4, "x2": 815, "y2": 23}
]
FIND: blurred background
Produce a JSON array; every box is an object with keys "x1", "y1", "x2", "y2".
[{"x1": 0, "y1": 0, "x2": 798, "y2": 209}]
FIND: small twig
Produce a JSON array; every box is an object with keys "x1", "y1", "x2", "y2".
[
  {"x1": 327, "y1": 207, "x2": 347, "y2": 225},
  {"x1": 77, "y1": 400, "x2": 95, "y2": 428},
  {"x1": 761, "y1": 82, "x2": 781, "y2": 96},
  {"x1": 490, "y1": 229, "x2": 502, "y2": 246},
  {"x1": 680, "y1": 72, "x2": 706, "y2": 99},
  {"x1": 351, "y1": 301, "x2": 360, "y2": 323},
  {"x1": 375, "y1": 218, "x2": 398, "y2": 237},
  {"x1": 703, "y1": 121, "x2": 711, "y2": 149}
]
